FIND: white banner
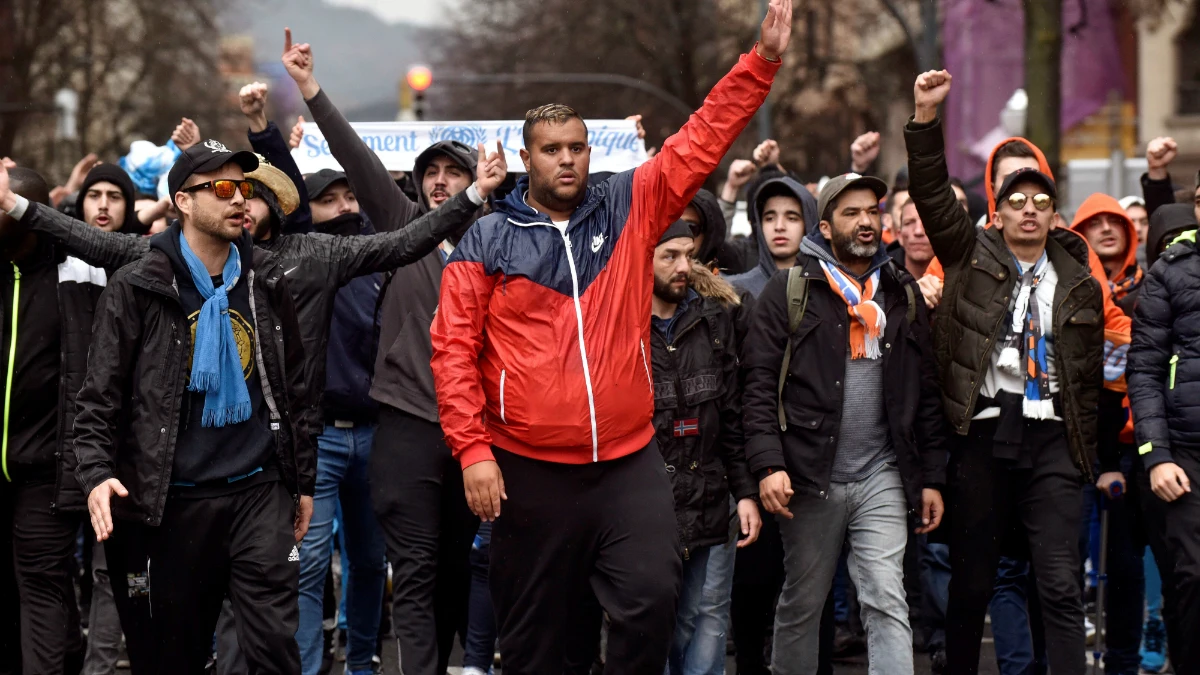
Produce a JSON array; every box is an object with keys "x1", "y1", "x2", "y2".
[{"x1": 290, "y1": 119, "x2": 649, "y2": 175}]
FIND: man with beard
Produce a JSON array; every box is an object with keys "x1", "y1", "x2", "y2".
[
  {"x1": 648, "y1": 221, "x2": 760, "y2": 675},
  {"x1": 0, "y1": 166, "x2": 109, "y2": 674},
  {"x1": 743, "y1": 173, "x2": 947, "y2": 675},
  {"x1": 430, "y1": 2, "x2": 792, "y2": 671},
  {"x1": 280, "y1": 29, "x2": 502, "y2": 674},
  {"x1": 70, "y1": 142, "x2": 312, "y2": 673}
]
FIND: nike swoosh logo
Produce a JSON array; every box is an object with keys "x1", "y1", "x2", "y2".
[{"x1": 284, "y1": 266, "x2": 299, "y2": 276}]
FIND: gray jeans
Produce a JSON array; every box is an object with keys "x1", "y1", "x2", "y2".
[
  {"x1": 772, "y1": 462, "x2": 912, "y2": 675},
  {"x1": 82, "y1": 542, "x2": 122, "y2": 675}
]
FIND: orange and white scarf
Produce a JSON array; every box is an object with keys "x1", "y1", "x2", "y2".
[{"x1": 819, "y1": 260, "x2": 885, "y2": 360}]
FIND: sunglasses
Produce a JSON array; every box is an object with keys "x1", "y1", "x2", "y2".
[
  {"x1": 1006, "y1": 192, "x2": 1053, "y2": 211},
  {"x1": 181, "y1": 180, "x2": 255, "y2": 200}
]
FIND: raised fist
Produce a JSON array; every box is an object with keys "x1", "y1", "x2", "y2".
[
  {"x1": 1146, "y1": 137, "x2": 1178, "y2": 181},
  {"x1": 239, "y1": 82, "x2": 269, "y2": 118},
  {"x1": 753, "y1": 139, "x2": 781, "y2": 168},
  {"x1": 914, "y1": 70, "x2": 952, "y2": 123},
  {"x1": 289, "y1": 116, "x2": 306, "y2": 150},
  {"x1": 172, "y1": 118, "x2": 201, "y2": 151},
  {"x1": 850, "y1": 131, "x2": 881, "y2": 173}
]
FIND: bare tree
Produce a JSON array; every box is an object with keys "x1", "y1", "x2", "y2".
[{"x1": 2, "y1": 0, "x2": 227, "y2": 182}]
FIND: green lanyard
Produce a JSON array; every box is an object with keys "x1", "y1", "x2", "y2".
[{"x1": 2, "y1": 262, "x2": 20, "y2": 482}]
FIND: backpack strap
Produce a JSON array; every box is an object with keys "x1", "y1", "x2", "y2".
[
  {"x1": 886, "y1": 260, "x2": 919, "y2": 325},
  {"x1": 778, "y1": 266, "x2": 810, "y2": 431}
]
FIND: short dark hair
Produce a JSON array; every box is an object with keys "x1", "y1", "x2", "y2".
[
  {"x1": 522, "y1": 104, "x2": 587, "y2": 149},
  {"x1": 990, "y1": 141, "x2": 1037, "y2": 184},
  {"x1": 9, "y1": 167, "x2": 50, "y2": 206}
]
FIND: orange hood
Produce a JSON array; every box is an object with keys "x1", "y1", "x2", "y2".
[
  {"x1": 985, "y1": 137, "x2": 1054, "y2": 216},
  {"x1": 1069, "y1": 193, "x2": 1141, "y2": 292}
]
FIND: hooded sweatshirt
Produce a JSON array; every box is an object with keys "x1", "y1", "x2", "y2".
[
  {"x1": 726, "y1": 177, "x2": 819, "y2": 299},
  {"x1": 1146, "y1": 203, "x2": 1199, "y2": 269},
  {"x1": 75, "y1": 164, "x2": 144, "y2": 234},
  {"x1": 1069, "y1": 193, "x2": 1142, "y2": 309}
]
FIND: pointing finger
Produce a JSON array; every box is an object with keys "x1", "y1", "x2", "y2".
[{"x1": 284, "y1": 27, "x2": 292, "y2": 53}]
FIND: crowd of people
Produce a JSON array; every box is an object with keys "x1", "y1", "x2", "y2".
[{"x1": 0, "y1": 1, "x2": 1198, "y2": 674}]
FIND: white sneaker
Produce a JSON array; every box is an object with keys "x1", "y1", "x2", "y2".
[{"x1": 1085, "y1": 617, "x2": 1097, "y2": 646}]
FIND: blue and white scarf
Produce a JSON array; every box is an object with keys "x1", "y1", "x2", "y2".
[
  {"x1": 178, "y1": 233, "x2": 252, "y2": 427},
  {"x1": 996, "y1": 252, "x2": 1055, "y2": 419}
]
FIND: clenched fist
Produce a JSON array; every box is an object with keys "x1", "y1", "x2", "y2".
[{"x1": 914, "y1": 70, "x2": 952, "y2": 124}]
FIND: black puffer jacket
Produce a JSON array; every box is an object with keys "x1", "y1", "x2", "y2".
[
  {"x1": 71, "y1": 233, "x2": 312, "y2": 526},
  {"x1": 1129, "y1": 230, "x2": 1200, "y2": 469},
  {"x1": 650, "y1": 267, "x2": 756, "y2": 556},
  {"x1": 905, "y1": 117, "x2": 1105, "y2": 477},
  {"x1": 741, "y1": 244, "x2": 948, "y2": 514}
]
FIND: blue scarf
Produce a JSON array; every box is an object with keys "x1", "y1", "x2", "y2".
[{"x1": 179, "y1": 233, "x2": 252, "y2": 427}]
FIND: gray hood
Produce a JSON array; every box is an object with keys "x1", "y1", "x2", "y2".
[{"x1": 727, "y1": 176, "x2": 818, "y2": 298}]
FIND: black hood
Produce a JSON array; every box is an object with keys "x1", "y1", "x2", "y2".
[
  {"x1": 1148, "y1": 203, "x2": 1199, "y2": 268},
  {"x1": 412, "y1": 141, "x2": 478, "y2": 210},
  {"x1": 75, "y1": 164, "x2": 144, "y2": 234},
  {"x1": 749, "y1": 176, "x2": 819, "y2": 275},
  {"x1": 149, "y1": 220, "x2": 254, "y2": 289},
  {"x1": 688, "y1": 189, "x2": 727, "y2": 265}
]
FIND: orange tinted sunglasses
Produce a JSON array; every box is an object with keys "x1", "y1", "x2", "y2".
[{"x1": 181, "y1": 180, "x2": 255, "y2": 200}]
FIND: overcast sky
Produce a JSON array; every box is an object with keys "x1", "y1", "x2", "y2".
[{"x1": 326, "y1": 0, "x2": 456, "y2": 25}]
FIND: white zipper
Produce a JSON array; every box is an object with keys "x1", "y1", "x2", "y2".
[
  {"x1": 499, "y1": 369, "x2": 507, "y2": 423},
  {"x1": 560, "y1": 231, "x2": 600, "y2": 461},
  {"x1": 640, "y1": 339, "x2": 652, "y2": 394}
]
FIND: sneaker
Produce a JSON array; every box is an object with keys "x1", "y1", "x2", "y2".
[
  {"x1": 1085, "y1": 617, "x2": 1096, "y2": 646},
  {"x1": 1140, "y1": 618, "x2": 1167, "y2": 673},
  {"x1": 461, "y1": 668, "x2": 491, "y2": 675}
]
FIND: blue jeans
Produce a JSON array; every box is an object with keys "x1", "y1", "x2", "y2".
[
  {"x1": 464, "y1": 521, "x2": 496, "y2": 672},
  {"x1": 990, "y1": 558, "x2": 1047, "y2": 675},
  {"x1": 667, "y1": 544, "x2": 726, "y2": 675},
  {"x1": 296, "y1": 424, "x2": 387, "y2": 674},
  {"x1": 685, "y1": 536, "x2": 735, "y2": 675},
  {"x1": 920, "y1": 541, "x2": 950, "y2": 650},
  {"x1": 1144, "y1": 547, "x2": 1162, "y2": 621}
]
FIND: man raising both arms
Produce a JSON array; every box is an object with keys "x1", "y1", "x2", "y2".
[{"x1": 430, "y1": 2, "x2": 791, "y2": 672}]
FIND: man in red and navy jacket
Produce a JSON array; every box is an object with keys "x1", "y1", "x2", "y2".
[{"x1": 430, "y1": 2, "x2": 792, "y2": 671}]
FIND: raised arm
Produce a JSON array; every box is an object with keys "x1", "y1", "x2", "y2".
[
  {"x1": 1143, "y1": 137, "x2": 1180, "y2": 219},
  {"x1": 0, "y1": 164, "x2": 148, "y2": 269},
  {"x1": 631, "y1": 0, "x2": 790, "y2": 243},
  {"x1": 904, "y1": 71, "x2": 976, "y2": 269},
  {"x1": 242, "y1": 81, "x2": 313, "y2": 234},
  {"x1": 282, "y1": 28, "x2": 421, "y2": 233}
]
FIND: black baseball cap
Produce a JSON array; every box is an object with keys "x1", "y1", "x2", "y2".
[
  {"x1": 167, "y1": 139, "x2": 259, "y2": 205},
  {"x1": 996, "y1": 167, "x2": 1057, "y2": 204},
  {"x1": 304, "y1": 169, "x2": 350, "y2": 200},
  {"x1": 817, "y1": 173, "x2": 888, "y2": 222}
]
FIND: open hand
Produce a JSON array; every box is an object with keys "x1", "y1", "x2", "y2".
[
  {"x1": 282, "y1": 28, "x2": 320, "y2": 100},
  {"x1": 475, "y1": 141, "x2": 508, "y2": 199},
  {"x1": 915, "y1": 488, "x2": 943, "y2": 534},
  {"x1": 736, "y1": 498, "x2": 762, "y2": 547},
  {"x1": 65, "y1": 153, "x2": 100, "y2": 193},
  {"x1": 1146, "y1": 137, "x2": 1178, "y2": 181},
  {"x1": 759, "y1": 470, "x2": 794, "y2": 519},
  {"x1": 851, "y1": 131, "x2": 881, "y2": 173},
  {"x1": 87, "y1": 478, "x2": 129, "y2": 542},
  {"x1": 756, "y1": 0, "x2": 793, "y2": 61},
  {"x1": 294, "y1": 495, "x2": 313, "y2": 542},
  {"x1": 463, "y1": 460, "x2": 507, "y2": 522},
  {"x1": 914, "y1": 70, "x2": 953, "y2": 123}
]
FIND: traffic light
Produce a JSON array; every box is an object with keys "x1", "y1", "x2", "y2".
[{"x1": 407, "y1": 66, "x2": 432, "y2": 121}]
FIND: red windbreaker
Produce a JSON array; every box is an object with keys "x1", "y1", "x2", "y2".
[{"x1": 431, "y1": 50, "x2": 780, "y2": 469}]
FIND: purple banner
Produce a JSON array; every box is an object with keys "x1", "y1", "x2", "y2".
[{"x1": 942, "y1": 0, "x2": 1126, "y2": 179}]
